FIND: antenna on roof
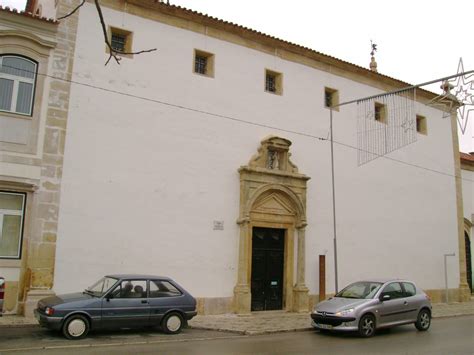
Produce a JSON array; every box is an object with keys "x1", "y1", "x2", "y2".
[{"x1": 370, "y1": 40, "x2": 378, "y2": 73}]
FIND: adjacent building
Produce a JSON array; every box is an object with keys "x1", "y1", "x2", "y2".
[
  {"x1": 0, "y1": 0, "x2": 471, "y2": 316},
  {"x1": 461, "y1": 152, "x2": 473, "y2": 292}
]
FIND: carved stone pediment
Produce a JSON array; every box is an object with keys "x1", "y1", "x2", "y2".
[
  {"x1": 252, "y1": 192, "x2": 296, "y2": 216},
  {"x1": 248, "y1": 136, "x2": 299, "y2": 173}
]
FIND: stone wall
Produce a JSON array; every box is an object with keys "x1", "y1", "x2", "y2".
[{"x1": 22, "y1": 0, "x2": 80, "y2": 317}]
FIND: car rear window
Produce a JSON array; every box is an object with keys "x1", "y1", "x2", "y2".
[
  {"x1": 403, "y1": 282, "x2": 416, "y2": 297},
  {"x1": 149, "y1": 280, "x2": 182, "y2": 298}
]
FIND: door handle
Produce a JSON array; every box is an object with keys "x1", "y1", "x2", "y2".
[
  {"x1": 141, "y1": 300, "x2": 148, "y2": 304},
  {"x1": 403, "y1": 301, "x2": 408, "y2": 305}
]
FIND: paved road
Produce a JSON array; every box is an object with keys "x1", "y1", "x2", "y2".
[{"x1": 0, "y1": 316, "x2": 472, "y2": 354}]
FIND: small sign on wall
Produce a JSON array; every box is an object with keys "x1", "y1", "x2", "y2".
[{"x1": 213, "y1": 220, "x2": 224, "y2": 230}]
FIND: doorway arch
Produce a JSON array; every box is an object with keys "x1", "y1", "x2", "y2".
[{"x1": 233, "y1": 136, "x2": 310, "y2": 313}]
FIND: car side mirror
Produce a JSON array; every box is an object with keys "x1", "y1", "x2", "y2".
[
  {"x1": 105, "y1": 293, "x2": 113, "y2": 301},
  {"x1": 380, "y1": 294, "x2": 391, "y2": 302}
]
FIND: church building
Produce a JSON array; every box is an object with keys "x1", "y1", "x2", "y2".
[{"x1": 0, "y1": 0, "x2": 471, "y2": 316}]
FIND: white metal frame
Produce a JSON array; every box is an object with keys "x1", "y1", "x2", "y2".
[
  {"x1": 0, "y1": 56, "x2": 37, "y2": 116},
  {"x1": 0, "y1": 192, "x2": 26, "y2": 259}
]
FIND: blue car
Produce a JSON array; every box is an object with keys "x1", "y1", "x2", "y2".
[{"x1": 34, "y1": 274, "x2": 197, "y2": 339}]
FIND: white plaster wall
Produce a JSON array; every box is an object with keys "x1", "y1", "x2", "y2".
[
  {"x1": 35, "y1": 0, "x2": 57, "y2": 20},
  {"x1": 54, "y1": 3, "x2": 462, "y2": 297}
]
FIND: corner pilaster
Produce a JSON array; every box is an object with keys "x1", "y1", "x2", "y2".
[{"x1": 233, "y1": 219, "x2": 251, "y2": 314}]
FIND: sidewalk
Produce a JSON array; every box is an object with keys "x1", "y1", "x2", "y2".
[
  {"x1": 189, "y1": 301, "x2": 474, "y2": 335},
  {"x1": 1, "y1": 301, "x2": 472, "y2": 335}
]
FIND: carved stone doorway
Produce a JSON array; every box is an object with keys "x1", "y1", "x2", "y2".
[{"x1": 233, "y1": 136, "x2": 310, "y2": 313}]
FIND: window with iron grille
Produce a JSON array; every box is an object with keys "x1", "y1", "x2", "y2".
[
  {"x1": 374, "y1": 102, "x2": 386, "y2": 123},
  {"x1": 111, "y1": 33, "x2": 126, "y2": 52},
  {"x1": 108, "y1": 27, "x2": 133, "y2": 58},
  {"x1": 265, "y1": 69, "x2": 282, "y2": 95},
  {"x1": 416, "y1": 115, "x2": 427, "y2": 135},
  {"x1": 324, "y1": 87, "x2": 339, "y2": 109},
  {"x1": 266, "y1": 73, "x2": 276, "y2": 93},
  {"x1": 193, "y1": 49, "x2": 214, "y2": 77},
  {"x1": 195, "y1": 55, "x2": 207, "y2": 75}
]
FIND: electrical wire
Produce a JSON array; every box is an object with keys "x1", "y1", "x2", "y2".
[{"x1": 1, "y1": 63, "x2": 473, "y2": 183}]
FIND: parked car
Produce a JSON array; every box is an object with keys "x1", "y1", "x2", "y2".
[
  {"x1": 34, "y1": 274, "x2": 197, "y2": 339},
  {"x1": 311, "y1": 279, "x2": 432, "y2": 337}
]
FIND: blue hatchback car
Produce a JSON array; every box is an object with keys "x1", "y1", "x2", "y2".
[{"x1": 34, "y1": 274, "x2": 197, "y2": 339}]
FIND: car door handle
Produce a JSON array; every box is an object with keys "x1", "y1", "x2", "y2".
[
  {"x1": 403, "y1": 301, "x2": 408, "y2": 305},
  {"x1": 141, "y1": 300, "x2": 148, "y2": 304}
]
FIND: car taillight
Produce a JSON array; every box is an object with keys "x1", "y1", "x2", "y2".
[
  {"x1": 0, "y1": 277, "x2": 4, "y2": 317},
  {"x1": 45, "y1": 307, "x2": 54, "y2": 316}
]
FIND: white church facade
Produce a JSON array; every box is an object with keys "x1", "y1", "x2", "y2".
[{"x1": 0, "y1": 0, "x2": 471, "y2": 315}]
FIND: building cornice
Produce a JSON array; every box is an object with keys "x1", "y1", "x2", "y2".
[{"x1": 98, "y1": 0, "x2": 441, "y2": 103}]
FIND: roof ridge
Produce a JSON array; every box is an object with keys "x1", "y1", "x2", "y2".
[{"x1": 0, "y1": 4, "x2": 58, "y2": 24}]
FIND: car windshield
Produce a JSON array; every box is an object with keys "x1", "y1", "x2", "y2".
[
  {"x1": 335, "y1": 281, "x2": 383, "y2": 299},
  {"x1": 85, "y1": 277, "x2": 118, "y2": 297}
]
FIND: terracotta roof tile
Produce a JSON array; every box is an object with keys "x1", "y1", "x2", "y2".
[
  {"x1": 0, "y1": 5, "x2": 58, "y2": 24},
  {"x1": 460, "y1": 152, "x2": 474, "y2": 164},
  {"x1": 152, "y1": 2, "x2": 434, "y2": 96}
]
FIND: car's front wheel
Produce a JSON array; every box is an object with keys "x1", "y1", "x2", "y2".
[
  {"x1": 161, "y1": 312, "x2": 184, "y2": 334},
  {"x1": 415, "y1": 309, "x2": 431, "y2": 331},
  {"x1": 358, "y1": 314, "x2": 376, "y2": 337},
  {"x1": 62, "y1": 314, "x2": 90, "y2": 340}
]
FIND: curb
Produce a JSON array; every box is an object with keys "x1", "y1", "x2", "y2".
[
  {"x1": 189, "y1": 325, "x2": 314, "y2": 336},
  {"x1": 1, "y1": 312, "x2": 472, "y2": 330}
]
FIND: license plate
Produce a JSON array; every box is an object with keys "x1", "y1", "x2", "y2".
[{"x1": 317, "y1": 323, "x2": 332, "y2": 330}]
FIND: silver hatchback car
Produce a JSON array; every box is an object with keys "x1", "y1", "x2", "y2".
[{"x1": 311, "y1": 279, "x2": 432, "y2": 337}]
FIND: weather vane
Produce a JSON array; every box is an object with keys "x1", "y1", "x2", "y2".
[
  {"x1": 370, "y1": 40, "x2": 377, "y2": 57},
  {"x1": 370, "y1": 40, "x2": 378, "y2": 72}
]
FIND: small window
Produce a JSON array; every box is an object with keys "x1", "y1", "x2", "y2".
[
  {"x1": 111, "y1": 280, "x2": 147, "y2": 298},
  {"x1": 402, "y1": 282, "x2": 416, "y2": 297},
  {"x1": 193, "y1": 49, "x2": 214, "y2": 77},
  {"x1": 324, "y1": 87, "x2": 339, "y2": 109},
  {"x1": 108, "y1": 27, "x2": 133, "y2": 54},
  {"x1": 416, "y1": 115, "x2": 427, "y2": 135},
  {"x1": 111, "y1": 33, "x2": 126, "y2": 52},
  {"x1": 0, "y1": 192, "x2": 26, "y2": 259},
  {"x1": 0, "y1": 56, "x2": 37, "y2": 116},
  {"x1": 149, "y1": 280, "x2": 182, "y2": 298},
  {"x1": 374, "y1": 102, "x2": 387, "y2": 123},
  {"x1": 265, "y1": 69, "x2": 282, "y2": 95}
]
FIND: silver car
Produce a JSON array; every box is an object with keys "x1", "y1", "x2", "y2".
[{"x1": 311, "y1": 279, "x2": 432, "y2": 337}]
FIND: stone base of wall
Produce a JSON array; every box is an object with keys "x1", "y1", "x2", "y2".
[
  {"x1": 2, "y1": 281, "x2": 19, "y2": 314},
  {"x1": 196, "y1": 297, "x2": 233, "y2": 315},
  {"x1": 425, "y1": 287, "x2": 471, "y2": 303},
  {"x1": 23, "y1": 289, "x2": 55, "y2": 318}
]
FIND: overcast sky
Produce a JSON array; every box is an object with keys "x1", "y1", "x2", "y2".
[{"x1": 1, "y1": 0, "x2": 472, "y2": 151}]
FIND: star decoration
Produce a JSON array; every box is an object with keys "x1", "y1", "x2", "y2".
[
  {"x1": 426, "y1": 91, "x2": 457, "y2": 119},
  {"x1": 457, "y1": 104, "x2": 473, "y2": 135},
  {"x1": 448, "y1": 58, "x2": 474, "y2": 106},
  {"x1": 401, "y1": 118, "x2": 415, "y2": 132},
  {"x1": 427, "y1": 58, "x2": 473, "y2": 124},
  {"x1": 449, "y1": 58, "x2": 473, "y2": 135}
]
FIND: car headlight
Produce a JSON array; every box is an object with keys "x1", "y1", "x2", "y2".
[
  {"x1": 335, "y1": 308, "x2": 354, "y2": 317},
  {"x1": 45, "y1": 307, "x2": 55, "y2": 316}
]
